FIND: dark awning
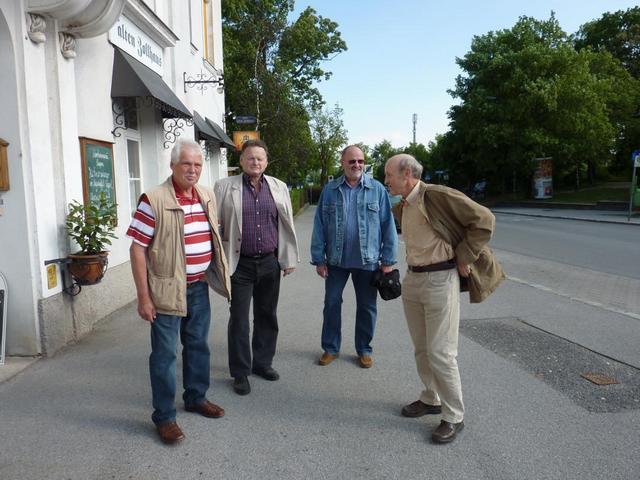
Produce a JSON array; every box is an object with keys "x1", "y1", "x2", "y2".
[
  {"x1": 193, "y1": 111, "x2": 219, "y2": 143},
  {"x1": 205, "y1": 117, "x2": 236, "y2": 150},
  {"x1": 111, "y1": 48, "x2": 191, "y2": 119}
]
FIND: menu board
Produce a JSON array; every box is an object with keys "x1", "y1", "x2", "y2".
[{"x1": 79, "y1": 137, "x2": 117, "y2": 221}]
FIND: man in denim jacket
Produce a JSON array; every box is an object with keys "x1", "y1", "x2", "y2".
[{"x1": 310, "y1": 145, "x2": 398, "y2": 368}]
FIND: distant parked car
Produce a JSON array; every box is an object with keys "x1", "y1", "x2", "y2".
[{"x1": 470, "y1": 180, "x2": 487, "y2": 200}]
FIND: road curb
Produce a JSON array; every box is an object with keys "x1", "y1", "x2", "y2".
[{"x1": 492, "y1": 209, "x2": 640, "y2": 226}]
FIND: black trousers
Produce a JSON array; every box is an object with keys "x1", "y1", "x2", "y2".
[{"x1": 228, "y1": 254, "x2": 281, "y2": 378}]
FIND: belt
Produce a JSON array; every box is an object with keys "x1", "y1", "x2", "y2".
[
  {"x1": 408, "y1": 259, "x2": 456, "y2": 273},
  {"x1": 241, "y1": 251, "x2": 275, "y2": 259},
  {"x1": 187, "y1": 280, "x2": 205, "y2": 288}
]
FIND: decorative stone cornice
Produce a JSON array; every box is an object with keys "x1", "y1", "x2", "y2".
[
  {"x1": 27, "y1": 0, "x2": 125, "y2": 39},
  {"x1": 61, "y1": 0, "x2": 126, "y2": 38},
  {"x1": 26, "y1": 13, "x2": 47, "y2": 44},
  {"x1": 59, "y1": 32, "x2": 76, "y2": 59}
]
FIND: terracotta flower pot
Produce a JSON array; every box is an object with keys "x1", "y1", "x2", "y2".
[{"x1": 67, "y1": 252, "x2": 109, "y2": 285}]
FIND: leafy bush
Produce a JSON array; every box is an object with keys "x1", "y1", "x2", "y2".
[{"x1": 66, "y1": 193, "x2": 117, "y2": 254}]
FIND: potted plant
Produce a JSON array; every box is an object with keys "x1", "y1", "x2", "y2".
[{"x1": 65, "y1": 193, "x2": 118, "y2": 285}]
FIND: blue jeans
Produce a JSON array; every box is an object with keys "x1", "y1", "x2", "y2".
[
  {"x1": 149, "y1": 281, "x2": 211, "y2": 425},
  {"x1": 321, "y1": 266, "x2": 378, "y2": 356}
]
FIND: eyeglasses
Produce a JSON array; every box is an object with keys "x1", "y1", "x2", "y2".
[{"x1": 348, "y1": 159, "x2": 365, "y2": 165}]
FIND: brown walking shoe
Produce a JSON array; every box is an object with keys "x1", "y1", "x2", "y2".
[
  {"x1": 401, "y1": 400, "x2": 442, "y2": 417},
  {"x1": 358, "y1": 355, "x2": 373, "y2": 368},
  {"x1": 318, "y1": 352, "x2": 338, "y2": 366},
  {"x1": 156, "y1": 421, "x2": 185, "y2": 445},
  {"x1": 185, "y1": 400, "x2": 225, "y2": 418},
  {"x1": 431, "y1": 420, "x2": 464, "y2": 444}
]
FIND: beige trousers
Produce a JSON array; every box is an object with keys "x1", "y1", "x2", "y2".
[{"x1": 402, "y1": 269, "x2": 464, "y2": 423}]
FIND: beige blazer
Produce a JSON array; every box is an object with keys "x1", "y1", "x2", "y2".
[{"x1": 214, "y1": 174, "x2": 299, "y2": 275}]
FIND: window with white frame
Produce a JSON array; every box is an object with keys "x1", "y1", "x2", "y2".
[
  {"x1": 202, "y1": 0, "x2": 215, "y2": 65},
  {"x1": 127, "y1": 138, "x2": 142, "y2": 217}
]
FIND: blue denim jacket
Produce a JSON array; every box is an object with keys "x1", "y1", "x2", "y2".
[{"x1": 310, "y1": 174, "x2": 398, "y2": 267}]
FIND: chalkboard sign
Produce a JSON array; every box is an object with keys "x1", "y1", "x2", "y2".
[
  {"x1": 0, "y1": 272, "x2": 7, "y2": 366},
  {"x1": 79, "y1": 137, "x2": 117, "y2": 218}
]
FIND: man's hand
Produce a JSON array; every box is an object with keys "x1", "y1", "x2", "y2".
[
  {"x1": 282, "y1": 267, "x2": 295, "y2": 277},
  {"x1": 137, "y1": 296, "x2": 156, "y2": 323},
  {"x1": 380, "y1": 264, "x2": 394, "y2": 274},
  {"x1": 316, "y1": 265, "x2": 328, "y2": 279},
  {"x1": 456, "y1": 259, "x2": 471, "y2": 278}
]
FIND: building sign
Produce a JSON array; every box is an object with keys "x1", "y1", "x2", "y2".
[
  {"x1": 108, "y1": 16, "x2": 163, "y2": 76},
  {"x1": 532, "y1": 157, "x2": 553, "y2": 199},
  {"x1": 233, "y1": 131, "x2": 260, "y2": 151}
]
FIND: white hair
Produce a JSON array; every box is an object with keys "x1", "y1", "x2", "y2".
[{"x1": 170, "y1": 139, "x2": 203, "y2": 165}]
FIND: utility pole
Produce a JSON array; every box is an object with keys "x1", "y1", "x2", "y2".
[{"x1": 412, "y1": 113, "x2": 417, "y2": 144}]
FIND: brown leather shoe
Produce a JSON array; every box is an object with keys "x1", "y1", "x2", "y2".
[
  {"x1": 358, "y1": 355, "x2": 373, "y2": 368},
  {"x1": 157, "y1": 421, "x2": 185, "y2": 445},
  {"x1": 401, "y1": 400, "x2": 442, "y2": 417},
  {"x1": 185, "y1": 400, "x2": 225, "y2": 418},
  {"x1": 318, "y1": 352, "x2": 338, "y2": 366},
  {"x1": 431, "y1": 420, "x2": 464, "y2": 444}
]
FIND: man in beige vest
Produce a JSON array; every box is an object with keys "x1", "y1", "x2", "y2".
[
  {"x1": 127, "y1": 139, "x2": 230, "y2": 444},
  {"x1": 384, "y1": 153, "x2": 502, "y2": 444}
]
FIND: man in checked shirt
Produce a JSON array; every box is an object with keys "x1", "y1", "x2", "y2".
[
  {"x1": 214, "y1": 139, "x2": 299, "y2": 396},
  {"x1": 127, "y1": 139, "x2": 231, "y2": 444}
]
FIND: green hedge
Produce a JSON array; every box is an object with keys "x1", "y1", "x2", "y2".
[{"x1": 289, "y1": 188, "x2": 308, "y2": 216}]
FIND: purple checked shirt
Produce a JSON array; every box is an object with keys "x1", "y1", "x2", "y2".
[{"x1": 241, "y1": 174, "x2": 279, "y2": 256}]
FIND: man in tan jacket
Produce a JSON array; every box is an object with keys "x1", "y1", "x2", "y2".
[
  {"x1": 127, "y1": 139, "x2": 230, "y2": 444},
  {"x1": 384, "y1": 153, "x2": 503, "y2": 444},
  {"x1": 214, "y1": 139, "x2": 299, "y2": 396}
]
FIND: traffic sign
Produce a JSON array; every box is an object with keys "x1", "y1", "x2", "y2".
[{"x1": 235, "y1": 116, "x2": 257, "y2": 124}]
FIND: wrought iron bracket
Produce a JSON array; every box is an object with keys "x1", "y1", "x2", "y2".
[
  {"x1": 44, "y1": 258, "x2": 81, "y2": 296},
  {"x1": 162, "y1": 117, "x2": 194, "y2": 149},
  {"x1": 111, "y1": 98, "x2": 135, "y2": 138},
  {"x1": 183, "y1": 71, "x2": 224, "y2": 94}
]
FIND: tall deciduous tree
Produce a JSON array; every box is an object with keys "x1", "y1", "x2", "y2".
[
  {"x1": 309, "y1": 104, "x2": 348, "y2": 185},
  {"x1": 448, "y1": 14, "x2": 629, "y2": 193},
  {"x1": 222, "y1": 0, "x2": 346, "y2": 182},
  {"x1": 574, "y1": 7, "x2": 640, "y2": 79},
  {"x1": 574, "y1": 7, "x2": 640, "y2": 173}
]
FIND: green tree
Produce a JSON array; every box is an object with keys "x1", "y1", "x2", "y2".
[
  {"x1": 574, "y1": 7, "x2": 640, "y2": 173},
  {"x1": 309, "y1": 104, "x2": 348, "y2": 185},
  {"x1": 448, "y1": 14, "x2": 627, "y2": 193},
  {"x1": 574, "y1": 7, "x2": 640, "y2": 79},
  {"x1": 370, "y1": 140, "x2": 400, "y2": 182},
  {"x1": 222, "y1": 0, "x2": 347, "y2": 182}
]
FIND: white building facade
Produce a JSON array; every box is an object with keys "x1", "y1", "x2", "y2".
[{"x1": 0, "y1": 0, "x2": 233, "y2": 357}]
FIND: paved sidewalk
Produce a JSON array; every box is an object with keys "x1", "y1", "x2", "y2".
[{"x1": 1, "y1": 206, "x2": 638, "y2": 480}]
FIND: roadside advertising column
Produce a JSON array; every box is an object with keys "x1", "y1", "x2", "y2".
[{"x1": 532, "y1": 157, "x2": 553, "y2": 199}]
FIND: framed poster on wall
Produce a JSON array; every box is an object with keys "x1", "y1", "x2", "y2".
[{"x1": 79, "y1": 137, "x2": 117, "y2": 223}]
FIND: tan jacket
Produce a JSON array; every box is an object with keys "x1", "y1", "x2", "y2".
[
  {"x1": 144, "y1": 177, "x2": 231, "y2": 316},
  {"x1": 214, "y1": 174, "x2": 299, "y2": 275},
  {"x1": 395, "y1": 181, "x2": 505, "y2": 303}
]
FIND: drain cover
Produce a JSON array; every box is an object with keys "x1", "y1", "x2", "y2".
[{"x1": 581, "y1": 373, "x2": 619, "y2": 385}]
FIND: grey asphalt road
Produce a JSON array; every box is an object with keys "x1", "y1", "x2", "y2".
[
  {"x1": 0, "y1": 206, "x2": 638, "y2": 480},
  {"x1": 492, "y1": 212, "x2": 640, "y2": 280}
]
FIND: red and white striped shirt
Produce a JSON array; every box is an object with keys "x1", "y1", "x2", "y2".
[{"x1": 126, "y1": 188, "x2": 213, "y2": 283}]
